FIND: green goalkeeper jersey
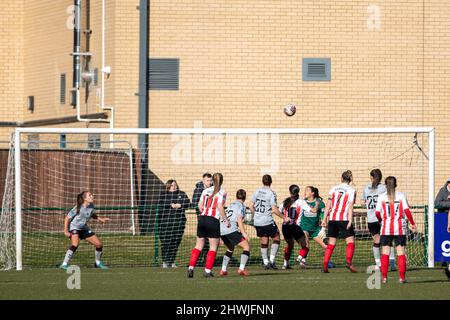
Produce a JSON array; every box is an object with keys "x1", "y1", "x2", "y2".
[{"x1": 300, "y1": 199, "x2": 325, "y2": 232}]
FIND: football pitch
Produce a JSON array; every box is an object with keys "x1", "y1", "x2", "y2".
[{"x1": 0, "y1": 266, "x2": 448, "y2": 300}]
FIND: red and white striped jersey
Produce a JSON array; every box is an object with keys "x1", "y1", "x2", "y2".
[
  {"x1": 374, "y1": 192, "x2": 415, "y2": 236},
  {"x1": 328, "y1": 183, "x2": 356, "y2": 221},
  {"x1": 199, "y1": 186, "x2": 227, "y2": 220},
  {"x1": 279, "y1": 199, "x2": 311, "y2": 226}
]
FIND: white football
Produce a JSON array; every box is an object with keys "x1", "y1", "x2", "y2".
[{"x1": 283, "y1": 104, "x2": 296, "y2": 116}]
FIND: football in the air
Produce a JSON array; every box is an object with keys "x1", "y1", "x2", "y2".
[{"x1": 283, "y1": 104, "x2": 296, "y2": 116}]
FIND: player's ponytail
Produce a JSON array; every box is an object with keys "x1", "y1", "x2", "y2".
[
  {"x1": 212, "y1": 173, "x2": 223, "y2": 196},
  {"x1": 370, "y1": 169, "x2": 382, "y2": 189},
  {"x1": 342, "y1": 170, "x2": 353, "y2": 184},
  {"x1": 283, "y1": 185, "x2": 300, "y2": 209},
  {"x1": 385, "y1": 176, "x2": 397, "y2": 204},
  {"x1": 76, "y1": 191, "x2": 88, "y2": 214}
]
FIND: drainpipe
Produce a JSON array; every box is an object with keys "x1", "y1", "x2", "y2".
[
  {"x1": 138, "y1": 0, "x2": 149, "y2": 152},
  {"x1": 73, "y1": 0, "x2": 89, "y2": 123},
  {"x1": 138, "y1": 0, "x2": 149, "y2": 234},
  {"x1": 101, "y1": 0, "x2": 114, "y2": 145},
  {"x1": 73, "y1": 0, "x2": 109, "y2": 125}
]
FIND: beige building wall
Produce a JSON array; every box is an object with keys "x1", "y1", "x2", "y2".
[
  {"x1": 22, "y1": 0, "x2": 117, "y2": 122},
  {"x1": 146, "y1": 0, "x2": 448, "y2": 211},
  {"x1": 0, "y1": 0, "x2": 449, "y2": 215}
]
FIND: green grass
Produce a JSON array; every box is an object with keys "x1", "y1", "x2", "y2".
[{"x1": 0, "y1": 266, "x2": 448, "y2": 300}]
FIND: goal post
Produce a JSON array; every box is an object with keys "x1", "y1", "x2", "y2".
[{"x1": 4, "y1": 126, "x2": 436, "y2": 270}]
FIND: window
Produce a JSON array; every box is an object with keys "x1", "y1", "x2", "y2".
[
  {"x1": 60, "y1": 134, "x2": 67, "y2": 149},
  {"x1": 149, "y1": 58, "x2": 179, "y2": 90},
  {"x1": 27, "y1": 134, "x2": 39, "y2": 149},
  {"x1": 302, "y1": 58, "x2": 331, "y2": 81},
  {"x1": 27, "y1": 96, "x2": 35, "y2": 112}
]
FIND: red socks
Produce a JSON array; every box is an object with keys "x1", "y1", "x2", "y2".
[
  {"x1": 382, "y1": 254, "x2": 406, "y2": 281},
  {"x1": 381, "y1": 254, "x2": 389, "y2": 279},
  {"x1": 346, "y1": 242, "x2": 355, "y2": 265},
  {"x1": 299, "y1": 247, "x2": 309, "y2": 259},
  {"x1": 189, "y1": 248, "x2": 201, "y2": 268},
  {"x1": 190, "y1": 248, "x2": 218, "y2": 272},
  {"x1": 323, "y1": 244, "x2": 335, "y2": 269},
  {"x1": 284, "y1": 244, "x2": 294, "y2": 261},
  {"x1": 205, "y1": 250, "x2": 217, "y2": 271},
  {"x1": 398, "y1": 255, "x2": 406, "y2": 281}
]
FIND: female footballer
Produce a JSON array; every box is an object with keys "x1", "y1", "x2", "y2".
[
  {"x1": 219, "y1": 189, "x2": 251, "y2": 276},
  {"x1": 375, "y1": 176, "x2": 416, "y2": 284},
  {"x1": 187, "y1": 173, "x2": 231, "y2": 278},
  {"x1": 280, "y1": 185, "x2": 317, "y2": 269},
  {"x1": 60, "y1": 191, "x2": 110, "y2": 269}
]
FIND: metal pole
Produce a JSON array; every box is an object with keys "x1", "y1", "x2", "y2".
[
  {"x1": 138, "y1": 0, "x2": 149, "y2": 150},
  {"x1": 128, "y1": 148, "x2": 136, "y2": 236},
  {"x1": 138, "y1": 0, "x2": 150, "y2": 242},
  {"x1": 428, "y1": 129, "x2": 435, "y2": 268}
]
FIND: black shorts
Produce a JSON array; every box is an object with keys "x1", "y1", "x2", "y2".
[
  {"x1": 254, "y1": 223, "x2": 279, "y2": 238},
  {"x1": 380, "y1": 235, "x2": 407, "y2": 247},
  {"x1": 70, "y1": 229, "x2": 95, "y2": 240},
  {"x1": 368, "y1": 222, "x2": 381, "y2": 236},
  {"x1": 282, "y1": 224, "x2": 305, "y2": 241},
  {"x1": 197, "y1": 216, "x2": 220, "y2": 238},
  {"x1": 221, "y1": 231, "x2": 246, "y2": 247},
  {"x1": 327, "y1": 221, "x2": 355, "y2": 239}
]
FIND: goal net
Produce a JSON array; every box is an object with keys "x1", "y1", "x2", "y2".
[{"x1": 0, "y1": 127, "x2": 434, "y2": 270}]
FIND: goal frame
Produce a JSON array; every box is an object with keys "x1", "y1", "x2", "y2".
[{"x1": 12, "y1": 127, "x2": 436, "y2": 270}]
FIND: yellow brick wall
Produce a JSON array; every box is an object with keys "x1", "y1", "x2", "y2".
[
  {"x1": 148, "y1": 0, "x2": 426, "y2": 128},
  {"x1": 22, "y1": 0, "x2": 114, "y2": 122},
  {"x1": 145, "y1": 0, "x2": 447, "y2": 208},
  {"x1": 0, "y1": 1, "x2": 24, "y2": 125}
]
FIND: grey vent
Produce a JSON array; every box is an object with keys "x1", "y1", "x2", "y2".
[
  {"x1": 149, "y1": 58, "x2": 179, "y2": 90},
  {"x1": 302, "y1": 58, "x2": 331, "y2": 81},
  {"x1": 27, "y1": 134, "x2": 39, "y2": 149},
  {"x1": 60, "y1": 74, "x2": 66, "y2": 105}
]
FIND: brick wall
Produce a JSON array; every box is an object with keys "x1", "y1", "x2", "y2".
[{"x1": 0, "y1": 0, "x2": 449, "y2": 209}]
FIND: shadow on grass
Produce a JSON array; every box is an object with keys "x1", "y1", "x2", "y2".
[
  {"x1": 248, "y1": 272, "x2": 298, "y2": 277},
  {"x1": 410, "y1": 278, "x2": 450, "y2": 284}
]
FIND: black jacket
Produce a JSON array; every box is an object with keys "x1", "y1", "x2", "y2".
[
  {"x1": 158, "y1": 190, "x2": 190, "y2": 221},
  {"x1": 192, "y1": 181, "x2": 205, "y2": 212},
  {"x1": 434, "y1": 183, "x2": 450, "y2": 211}
]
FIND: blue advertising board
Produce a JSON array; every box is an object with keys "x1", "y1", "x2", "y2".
[{"x1": 434, "y1": 212, "x2": 450, "y2": 263}]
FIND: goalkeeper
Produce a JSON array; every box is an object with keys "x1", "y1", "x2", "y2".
[
  {"x1": 299, "y1": 186, "x2": 334, "y2": 268},
  {"x1": 60, "y1": 191, "x2": 110, "y2": 270}
]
